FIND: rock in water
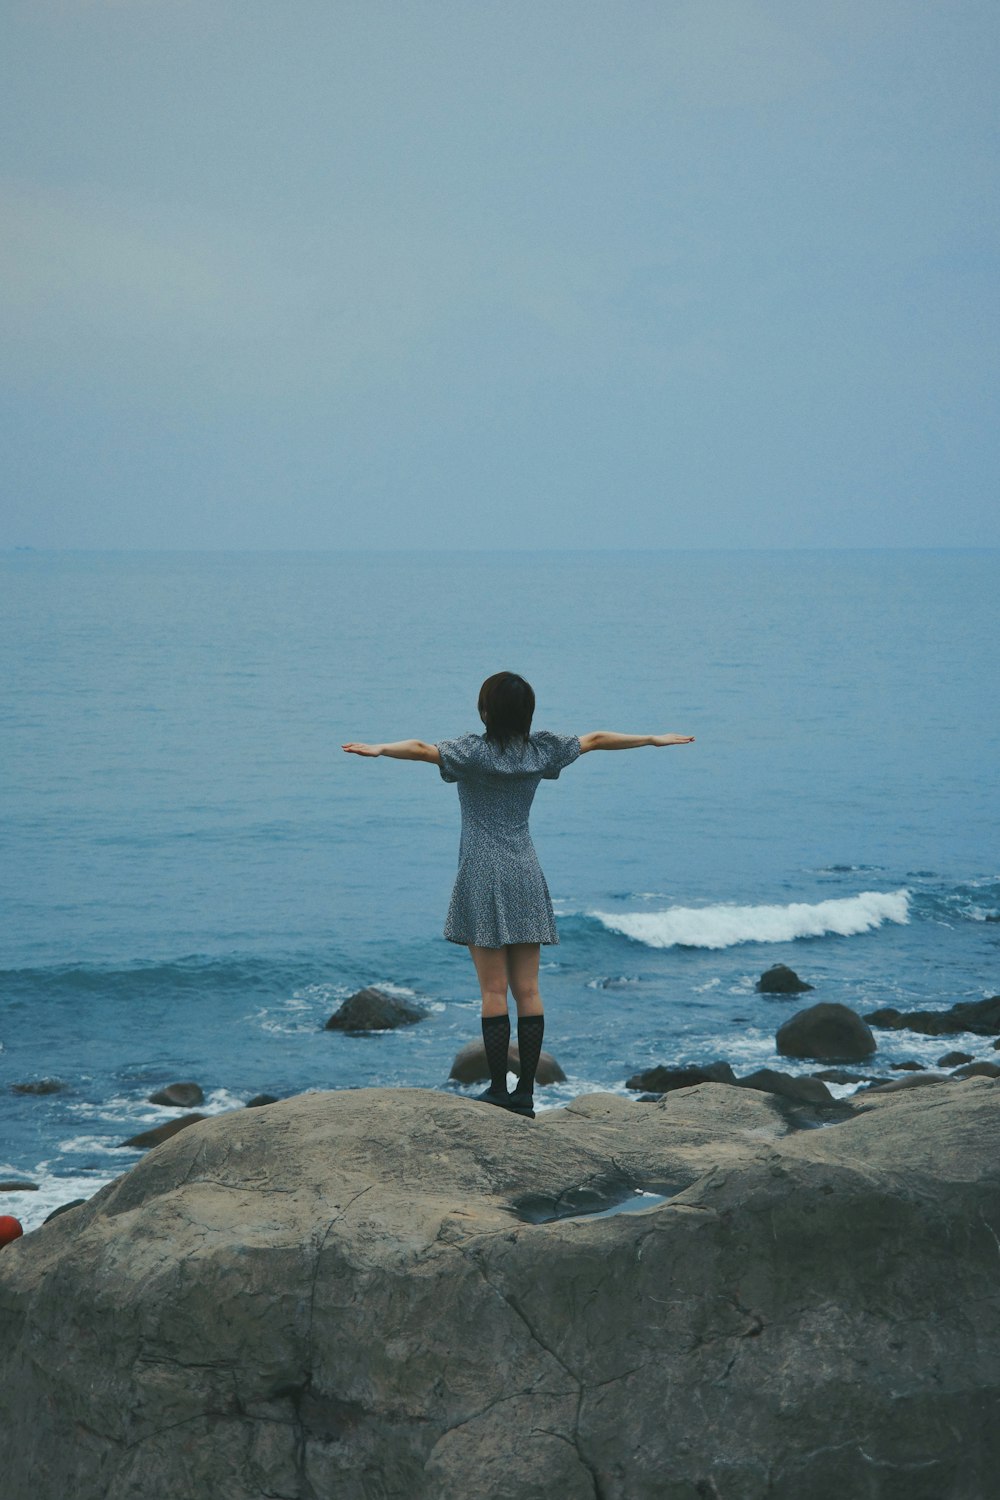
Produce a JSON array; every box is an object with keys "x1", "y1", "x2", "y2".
[
  {"x1": 10, "y1": 1079, "x2": 65, "y2": 1096},
  {"x1": 865, "y1": 995, "x2": 1000, "y2": 1037},
  {"x1": 776, "y1": 1002, "x2": 877, "y2": 1061},
  {"x1": 755, "y1": 964, "x2": 814, "y2": 994},
  {"x1": 625, "y1": 1062, "x2": 735, "y2": 1092},
  {"x1": 2, "y1": 1083, "x2": 1000, "y2": 1499},
  {"x1": 148, "y1": 1082, "x2": 205, "y2": 1108},
  {"x1": 324, "y1": 987, "x2": 428, "y2": 1031},
  {"x1": 118, "y1": 1114, "x2": 207, "y2": 1150},
  {"x1": 448, "y1": 1041, "x2": 566, "y2": 1085},
  {"x1": 736, "y1": 1069, "x2": 834, "y2": 1105}
]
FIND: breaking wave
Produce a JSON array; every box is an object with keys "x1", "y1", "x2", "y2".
[{"x1": 589, "y1": 890, "x2": 910, "y2": 951}]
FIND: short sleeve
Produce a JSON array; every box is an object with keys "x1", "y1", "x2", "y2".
[
  {"x1": 436, "y1": 735, "x2": 477, "y2": 783},
  {"x1": 536, "y1": 731, "x2": 582, "y2": 779}
]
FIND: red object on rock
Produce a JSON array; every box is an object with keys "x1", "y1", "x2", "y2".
[{"x1": 0, "y1": 1215, "x2": 24, "y2": 1247}]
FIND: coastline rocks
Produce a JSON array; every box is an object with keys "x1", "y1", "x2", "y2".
[
  {"x1": 43, "y1": 1200, "x2": 87, "y2": 1224},
  {"x1": 625, "y1": 1062, "x2": 735, "y2": 1092},
  {"x1": 0, "y1": 1182, "x2": 40, "y2": 1193},
  {"x1": 246, "y1": 1093, "x2": 281, "y2": 1108},
  {"x1": 118, "y1": 1114, "x2": 207, "y2": 1150},
  {"x1": 325, "y1": 987, "x2": 428, "y2": 1032},
  {"x1": 736, "y1": 1069, "x2": 834, "y2": 1106},
  {"x1": 755, "y1": 964, "x2": 813, "y2": 995},
  {"x1": 148, "y1": 1082, "x2": 205, "y2": 1108},
  {"x1": 861, "y1": 1073, "x2": 948, "y2": 1094},
  {"x1": 449, "y1": 1041, "x2": 566, "y2": 1086},
  {"x1": 812, "y1": 1068, "x2": 883, "y2": 1086},
  {"x1": 938, "y1": 1051, "x2": 974, "y2": 1067},
  {"x1": 2, "y1": 1083, "x2": 1000, "y2": 1499},
  {"x1": 890, "y1": 1061, "x2": 926, "y2": 1071},
  {"x1": 776, "y1": 1003, "x2": 877, "y2": 1062},
  {"x1": 10, "y1": 1079, "x2": 65, "y2": 1096},
  {"x1": 951, "y1": 1061, "x2": 1000, "y2": 1080},
  {"x1": 865, "y1": 995, "x2": 1000, "y2": 1037}
]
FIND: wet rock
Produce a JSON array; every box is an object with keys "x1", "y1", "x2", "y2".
[
  {"x1": 448, "y1": 1041, "x2": 566, "y2": 1086},
  {"x1": 4, "y1": 1084, "x2": 1000, "y2": 1498},
  {"x1": 246, "y1": 1094, "x2": 281, "y2": 1108},
  {"x1": 118, "y1": 1114, "x2": 207, "y2": 1150},
  {"x1": 10, "y1": 1079, "x2": 65, "y2": 1096},
  {"x1": 890, "y1": 1061, "x2": 926, "y2": 1072},
  {"x1": 324, "y1": 987, "x2": 428, "y2": 1032},
  {"x1": 755, "y1": 964, "x2": 814, "y2": 995},
  {"x1": 938, "y1": 1051, "x2": 974, "y2": 1068},
  {"x1": 625, "y1": 1062, "x2": 735, "y2": 1092},
  {"x1": 43, "y1": 1201, "x2": 87, "y2": 1224},
  {"x1": 776, "y1": 1003, "x2": 876, "y2": 1062},
  {"x1": 862, "y1": 1073, "x2": 949, "y2": 1094},
  {"x1": 812, "y1": 1068, "x2": 884, "y2": 1086},
  {"x1": 864, "y1": 995, "x2": 1000, "y2": 1037},
  {"x1": 148, "y1": 1082, "x2": 205, "y2": 1108},
  {"x1": 736, "y1": 1069, "x2": 834, "y2": 1105},
  {"x1": 951, "y1": 1061, "x2": 1000, "y2": 1080},
  {"x1": 0, "y1": 1182, "x2": 39, "y2": 1193}
]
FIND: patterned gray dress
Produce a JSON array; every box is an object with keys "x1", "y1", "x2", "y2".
[{"x1": 436, "y1": 730, "x2": 581, "y2": 947}]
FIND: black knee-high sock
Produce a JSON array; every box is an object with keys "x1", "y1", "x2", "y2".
[
  {"x1": 481, "y1": 1014, "x2": 511, "y2": 1093},
  {"x1": 516, "y1": 1013, "x2": 545, "y2": 1096}
]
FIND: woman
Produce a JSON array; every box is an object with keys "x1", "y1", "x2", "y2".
[{"x1": 343, "y1": 671, "x2": 694, "y2": 1119}]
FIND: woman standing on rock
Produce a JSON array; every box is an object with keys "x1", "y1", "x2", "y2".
[{"x1": 343, "y1": 672, "x2": 694, "y2": 1118}]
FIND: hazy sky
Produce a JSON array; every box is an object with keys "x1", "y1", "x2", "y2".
[{"x1": 2, "y1": 1, "x2": 997, "y2": 548}]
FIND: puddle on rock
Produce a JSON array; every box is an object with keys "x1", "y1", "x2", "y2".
[{"x1": 511, "y1": 1186, "x2": 679, "y2": 1225}]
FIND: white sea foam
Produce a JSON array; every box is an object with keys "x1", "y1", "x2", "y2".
[{"x1": 590, "y1": 890, "x2": 910, "y2": 950}]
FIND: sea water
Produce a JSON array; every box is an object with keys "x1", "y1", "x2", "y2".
[{"x1": 2, "y1": 550, "x2": 998, "y2": 1228}]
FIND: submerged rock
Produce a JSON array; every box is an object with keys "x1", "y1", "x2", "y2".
[
  {"x1": 448, "y1": 1041, "x2": 566, "y2": 1085},
  {"x1": 10, "y1": 1079, "x2": 65, "y2": 1096},
  {"x1": 625, "y1": 1062, "x2": 735, "y2": 1092},
  {"x1": 865, "y1": 995, "x2": 1000, "y2": 1037},
  {"x1": 755, "y1": 964, "x2": 814, "y2": 994},
  {"x1": 776, "y1": 1002, "x2": 877, "y2": 1062},
  {"x1": 3, "y1": 1082, "x2": 999, "y2": 1499},
  {"x1": 148, "y1": 1082, "x2": 205, "y2": 1108},
  {"x1": 890, "y1": 1061, "x2": 926, "y2": 1072},
  {"x1": 324, "y1": 987, "x2": 428, "y2": 1031},
  {"x1": 118, "y1": 1114, "x2": 207, "y2": 1150}
]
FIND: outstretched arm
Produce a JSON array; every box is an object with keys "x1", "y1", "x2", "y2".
[
  {"x1": 578, "y1": 732, "x2": 695, "y2": 753},
  {"x1": 342, "y1": 740, "x2": 442, "y2": 764}
]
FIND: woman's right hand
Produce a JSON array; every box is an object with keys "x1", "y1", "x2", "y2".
[
  {"x1": 651, "y1": 734, "x2": 695, "y2": 747},
  {"x1": 342, "y1": 743, "x2": 382, "y2": 756}
]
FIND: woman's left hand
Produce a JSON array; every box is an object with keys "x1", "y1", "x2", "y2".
[{"x1": 342, "y1": 742, "x2": 382, "y2": 756}]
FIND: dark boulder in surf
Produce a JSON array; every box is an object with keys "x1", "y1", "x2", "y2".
[
  {"x1": 625, "y1": 1062, "x2": 735, "y2": 1093},
  {"x1": 118, "y1": 1114, "x2": 207, "y2": 1150},
  {"x1": 865, "y1": 995, "x2": 1000, "y2": 1037},
  {"x1": 951, "y1": 1061, "x2": 1000, "y2": 1080},
  {"x1": 10, "y1": 1079, "x2": 65, "y2": 1096},
  {"x1": 148, "y1": 1082, "x2": 205, "y2": 1108},
  {"x1": 938, "y1": 1051, "x2": 974, "y2": 1067},
  {"x1": 449, "y1": 1041, "x2": 566, "y2": 1085},
  {"x1": 245, "y1": 1094, "x2": 281, "y2": 1108},
  {"x1": 890, "y1": 1061, "x2": 926, "y2": 1072},
  {"x1": 325, "y1": 987, "x2": 428, "y2": 1032},
  {"x1": 755, "y1": 964, "x2": 814, "y2": 995},
  {"x1": 736, "y1": 1069, "x2": 834, "y2": 1105},
  {"x1": 776, "y1": 1003, "x2": 876, "y2": 1062}
]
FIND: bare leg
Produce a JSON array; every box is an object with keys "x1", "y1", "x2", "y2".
[
  {"x1": 468, "y1": 945, "x2": 510, "y2": 1017},
  {"x1": 506, "y1": 943, "x2": 543, "y2": 1017}
]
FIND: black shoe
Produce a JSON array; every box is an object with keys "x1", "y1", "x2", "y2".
[
  {"x1": 505, "y1": 1088, "x2": 535, "y2": 1119},
  {"x1": 476, "y1": 1087, "x2": 510, "y2": 1109}
]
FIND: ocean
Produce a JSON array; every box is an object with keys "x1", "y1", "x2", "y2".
[{"x1": 2, "y1": 549, "x2": 998, "y2": 1230}]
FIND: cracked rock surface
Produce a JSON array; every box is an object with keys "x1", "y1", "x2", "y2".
[{"x1": 1, "y1": 1080, "x2": 999, "y2": 1499}]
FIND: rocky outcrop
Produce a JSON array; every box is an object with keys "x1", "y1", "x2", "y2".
[
  {"x1": 148, "y1": 1082, "x2": 205, "y2": 1107},
  {"x1": 755, "y1": 964, "x2": 813, "y2": 994},
  {"x1": 118, "y1": 1113, "x2": 206, "y2": 1149},
  {"x1": 865, "y1": 995, "x2": 1000, "y2": 1037},
  {"x1": 449, "y1": 1040, "x2": 566, "y2": 1085},
  {"x1": 776, "y1": 1002, "x2": 877, "y2": 1061},
  {"x1": 735, "y1": 1068, "x2": 834, "y2": 1105},
  {"x1": 324, "y1": 987, "x2": 428, "y2": 1031},
  {"x1": 2, "y1": 1082, "x2": 999, "y2": 1500},
  {"x1": 625, "y1": 1061, "x2": 735, "y2": 1092}
]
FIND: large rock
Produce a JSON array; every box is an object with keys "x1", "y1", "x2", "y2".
[
  {"x1": 865, "y1": 995, "x2": 1000, "y2": 1037},
  {"x1": 2, "y1": 1082, "x2": 1000, "y2": 1500},
  {"x1": 625, "y1": 1061, "x2": 735, "y2": 1092},
  {"x1": 755, "y1": 964, "x2": 813, "y2": 994},
  {"x1": 149, "y1": 1082, "x2": 205, "y2": 1108},
  {"x1": 449, "y1": 1040, "x2": 566, "y2": 1086},
  {"x1": 776, "y1": 1002, "x2": 876, "y2": 1062},
  {"x1": 325, "y1": 987, "x2": 428, "y2": 1031}
]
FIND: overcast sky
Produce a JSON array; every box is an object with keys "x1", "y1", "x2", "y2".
[{"x1": 1, "y1": 1, "x2": 997, "y2": 549}]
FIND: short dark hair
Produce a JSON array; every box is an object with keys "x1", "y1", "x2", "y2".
[{"x1": 478, "y1": 672, "x2": 535, "y2": 746}]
